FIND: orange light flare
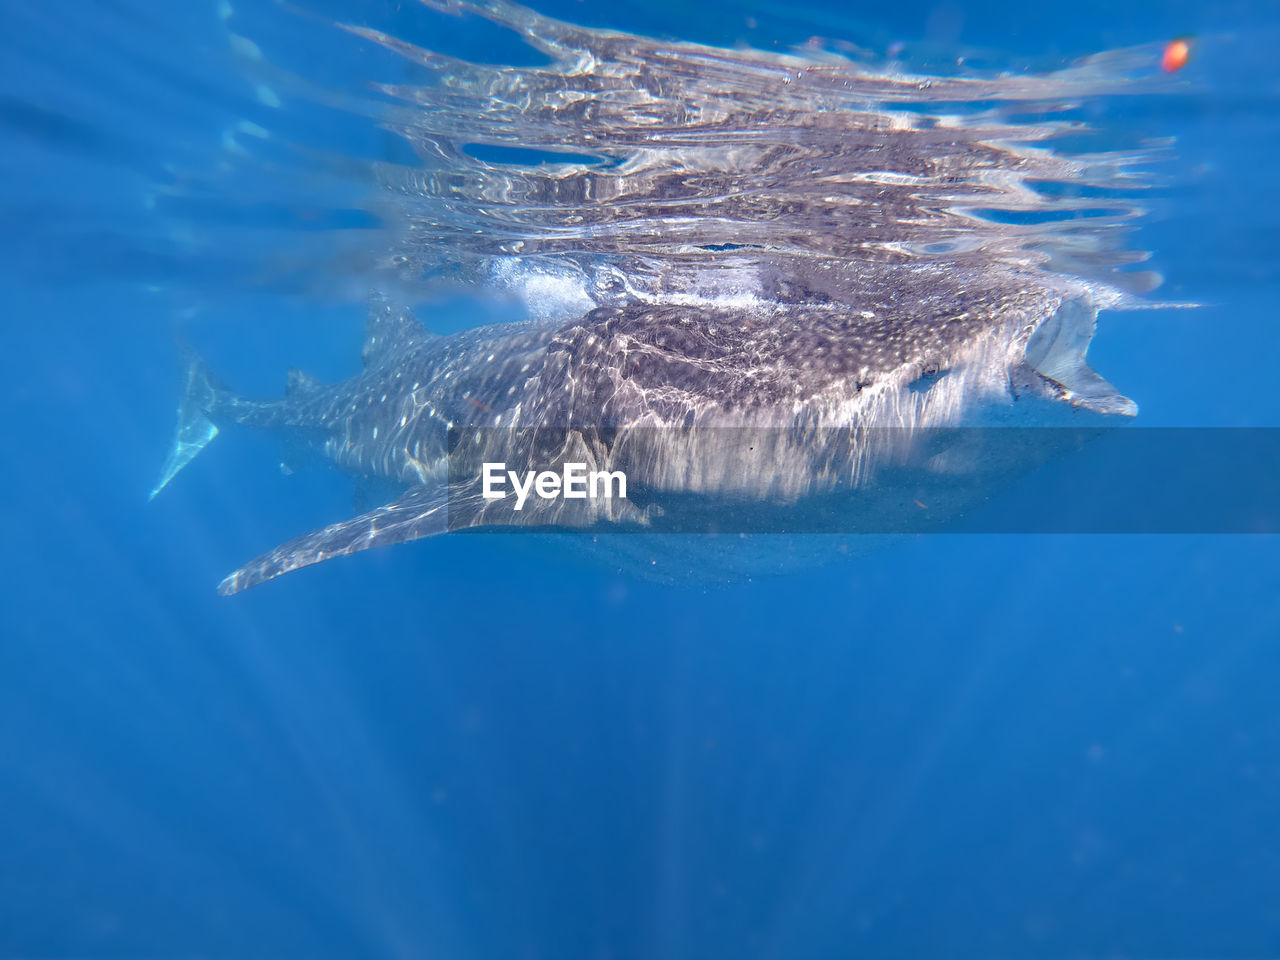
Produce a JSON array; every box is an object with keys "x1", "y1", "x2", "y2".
[{"x1": 1162, "y1": 37, "x2": 1193, "y2": 73}]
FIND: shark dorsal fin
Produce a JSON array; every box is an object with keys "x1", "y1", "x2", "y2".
[
  {"x1": 364, "y1": 296, "x2": 429, "y2": 367},
  {"x1": 286, "y1": 368, "x2": 324, "y2": 396}
]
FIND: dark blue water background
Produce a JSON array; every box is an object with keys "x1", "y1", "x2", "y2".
[{"x1": 2, "y1": 1, "x2": 1279, "y2": 957}]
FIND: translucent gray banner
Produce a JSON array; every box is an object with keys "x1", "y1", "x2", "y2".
[{"x1": 442, "y1": 427, "x2": 1280, "y2": 534}]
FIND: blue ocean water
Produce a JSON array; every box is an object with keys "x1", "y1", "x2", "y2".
[{"x1": 2, "y1": 1, "x2": 1279, "y2": 958}]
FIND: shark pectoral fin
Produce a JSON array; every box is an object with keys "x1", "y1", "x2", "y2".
[
  {"x1": 352, "y1": 474, "x2": 406, "y2": 514},
  {"x1": 218, "y1": 485, "x2": 447, "y2": 595},
  {"x1": 1024, "y1": 296, "x2": 1138, "y2": 417}
]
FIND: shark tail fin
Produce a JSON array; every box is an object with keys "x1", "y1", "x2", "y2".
[{"x1": 150, "y1": 350, "x2": 221, "y2": 500}]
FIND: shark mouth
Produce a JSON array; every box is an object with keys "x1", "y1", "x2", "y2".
[{"x1": 1023, "y1": 297, "x2": 1138, "y2": 416}]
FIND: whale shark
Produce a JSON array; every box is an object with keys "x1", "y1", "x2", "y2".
[
  {"x1": 156, "y1": 278, "x2": 1133, "y2": 594},
  {"x1": 153, "y1": 0, "x2": 1172, "y2": 592}
]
